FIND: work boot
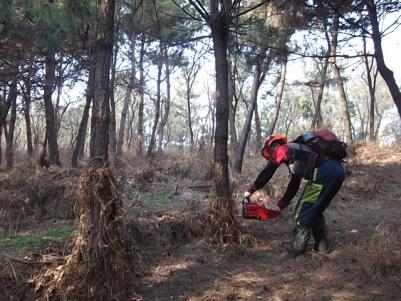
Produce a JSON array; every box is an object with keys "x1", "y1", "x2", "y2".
[
  {"x1": 289, "y1": 224, "x2": 311, "y2": 257},
  {"x1": 312, "y1": 215, "x2": 331, "y2": 254},
  {"x1": 313, "y1": 237, "x2": 331, "y2": 254}
]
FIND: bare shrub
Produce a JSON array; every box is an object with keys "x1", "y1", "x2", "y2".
[
  {"x1": 365, "y1": 223, "x2": 401, "y2": 285},
  {"x1": 39, "y1": 166, "x2": 133, "y2": 301}
]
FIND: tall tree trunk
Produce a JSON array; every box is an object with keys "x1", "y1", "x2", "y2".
[
  {"x1": 366, "y1": 0, "x2": 401, "y2": 119},
  {"x1": 71, "y1": 66, "x2": 94, "y2": 167},
  {"x1": 311, "y1": 55, "x2": 329, "y2": 129},
  {"x1": 329, "y1": 15, "x2": 353, "y2": 142},
  {"x1": 109, "y1": 35, "x2": 118, "y2": 157},
  {"x1": 158, "y1": 47, "x2": 171, "y2": 151},
  {"x1": 254, "y1": 101, "x2": 262, "y2": 150},
  {"x1": 312, "y1": 22, "x2": 331, "y2": 130},
  {"x1": 0, "y1": 128, "x2": 2, "y2": 165},
  {"x1": 211, "y1": 18, "x2": 230, "y2": 198},
  {"x1": 374, "y1": 105, "x2": 382, "y2": 139},
  {"x1": 0, "y1": 74, "x2": 17, "y2": 130},
  {"x1": 268, "y1": 55, "x2": 287, "y2": 135},
  {"x1": 47, "y1": 0, "x2": 132, "y2": 299},
  {"x1": 117, "y1": 31, "x2": 136, "y2": 155},
  {"x1": 23, "y1": 71, "x2": 34, "y2": 157},
  {"x1": 146, "y1": 42, "x2": 163, "y2": 157},
  {"x1": 228, "y1": 57, "x2": 238, "y2": 152},
  {"x1": 183, "y1": 51, "x2": 201, "y2": 149},
  {"x1": 55, "y1": 60, "x2": 64, "y2": 134},
  {"x1": 128, "y1": 103, "x2": 137, "y2": 149},
  {"x1": 43, "y1": 50, "x2": 61, "y2": 165},
  {"x1": 5, "y1": 89, "x2": 17, "y2": 169},
  {"x1": 233, "y1": 49, "x2": 267, "y2": 173},
  {"x1": 362, "y1": 34, "x2": 378, "y2": 141},
  {"x1": 186, "y1": 83, "x2": 194, "y2": 148},
  {"x1": 136, "y1": 34, "x2": 145, "y2": 156},
  {"x1": 205, "y1": 0, "x2": 242, "y2": 246}
]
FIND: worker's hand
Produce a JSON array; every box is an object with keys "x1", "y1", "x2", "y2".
[
  {"x1": 242, "y1": 191, "x2": 251, "y2": 204},
  {"x1": 243, "y1": 191, "x2": 252, "y2": 199}
]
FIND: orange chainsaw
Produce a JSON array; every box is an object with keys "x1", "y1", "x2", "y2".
[{"x1": 242, "y1": 198, "x2": 281, "y2": 220}]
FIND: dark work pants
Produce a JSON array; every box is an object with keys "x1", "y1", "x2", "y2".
[{"x1": 292, "y1": 158, "x2": 345, "y2": 253}]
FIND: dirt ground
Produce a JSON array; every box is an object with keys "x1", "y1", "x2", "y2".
[{"x1": 1, "y1": 143, "x2": 401, "y2": 301}]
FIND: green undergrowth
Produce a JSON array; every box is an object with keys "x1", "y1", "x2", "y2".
[
  {"x1": 0, "y1": 226, "x2": 74, "y2": 249},
  {"x1": 382, "y1": 185, "x2": 401, "y2": 200},
  {"x1": 125, "y1": 187, "x2": 181, "y2": 205}
]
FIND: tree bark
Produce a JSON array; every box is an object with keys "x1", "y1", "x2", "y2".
[
  {"x1": 233, "y1": 48, "x2": 267, "y2": 173},
  {"x1": 311, "y1": 55, "x2": 329, "y2": 129},
  {"x1": 90, "y1": 16, "x2": 113, "y2": 166},
  {"x1": 158, "y1": 47, "x2": 171, "y2": 151},
  {"x1": 210, "y1": 14, "x2": 230, "y2": 198},
  {"x1": 54, "y1": 60, "x2": 64, "y2": 134},
  {"x1": 183, "y1": 55, "x2": 200, "y2": 149},
  {"x1": 329, "y1": 15, "x2": 353, "y2": 142},
  {"x1": 268, "y1": 55, "x2": 287, "y2": 135},
  {"x1": 186, "y1": 80, "x2": 194, "y2": 148},
  {"x1": 362, "y1": 34, "x2": 378, "y2": 141},
  {"x1": 0, "y1": 74, "x2": 17, "y2": 130},
  {"x1": 136, "y1": 34, "x2": 145, "y2": 156},
  {"x1": 146, "y1": 42, "x2": 163, "y2": 157},
  {"x1": 109, "y1": 34, "x2": 118, "y2": 157},
  {"x1": 43, "y1": 50, "x2": 61, "y2": 165},
  {"x1": 366, "y1": 0, "x2": 401, "y2": 119},
  {"x1": 228, "y1": 57, "x2": 238, "y2": 152},
  {"x1": 254, "y1": 101, "x2": 262, "y2": 150},
  {"x1": 71, "y1": 66, "x2": 94, "y2": 167},
  {"x1": 5, "y1": 88, "x2": 17, "y2": 169},
  {"x1": 127, "y1": 102, "x2": 137, "y2": 149},
  {"x1": 23, "y1": 70, "x2": 34, "y2": 157}
]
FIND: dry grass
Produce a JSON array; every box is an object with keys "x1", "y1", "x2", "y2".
[
  {"x1": 365, "y1": 223, "x2": 401, "y2": 286},
  {"x1": 1, "y1": 142, "x2": 401, "y2": 300},
  {"x1": 36, "y1": 165, "x2": 133, "y2": 301},
  {"x1": 207, "y1": 193, "x2": 256, "y2": 249},
  {"x1": 0, "y1": 166, "x2": 79, "y2": 232}
]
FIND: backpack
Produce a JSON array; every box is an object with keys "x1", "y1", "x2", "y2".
[{"x1": 294, "y1": 130, "x2": 347, "y2": 161}]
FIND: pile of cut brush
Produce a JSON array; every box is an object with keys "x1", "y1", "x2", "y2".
[{"x1": 0, "y1": 166, "x2": 80, "y2": 233}]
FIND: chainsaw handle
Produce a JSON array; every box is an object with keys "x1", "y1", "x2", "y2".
[{"x1": 242, "y1": 197, "x2": 250, "y2": 204}]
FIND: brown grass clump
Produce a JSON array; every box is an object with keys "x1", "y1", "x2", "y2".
[
  {"x1": 207, "y1": 194, "x2": 256, "y2": 249},
  {"x1": 0, "y1": 166, "x2": 79, "y2": 232},
  {"x1": 352, "y1": 141, "x2": 401, "y2": 165},
  {"x1": 162, "y1": 151, "x2": 213, "y2": 181},
  {"x1": 37, "y1": 166, "x2": 134, "y2": 301},
  {"x1": 126, "y1": 211, "x2": 206, "y2": 254},
  {"x1": 365, "y1": 223, "x2": 401, "y2": 286}
]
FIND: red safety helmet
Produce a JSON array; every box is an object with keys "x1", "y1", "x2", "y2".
[{"x1": 261, "y1": 134, "x2": 288, "y2": 159}]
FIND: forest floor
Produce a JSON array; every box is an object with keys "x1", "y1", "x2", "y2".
[{"x1": 1, "y1": 143, "x2": 401, "y2": 301}]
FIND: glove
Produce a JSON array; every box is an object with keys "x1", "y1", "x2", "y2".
[
  {"x1": 242, "y1": 191, "x2": 251, "y2": 204},
  {"x1": 243, "y1": 191, "x2": 252, "y2": 199}
]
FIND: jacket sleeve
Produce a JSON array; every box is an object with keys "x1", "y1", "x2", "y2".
[
  {"x1": 277, "y1": 174, "x2": 301, "y2": 210},
  {"x1": 247, "y1": 145, "x2": 290, "y2": 194},
  {"x1": 248, "y1": 161, "x2": 279, "y2": 192}
]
